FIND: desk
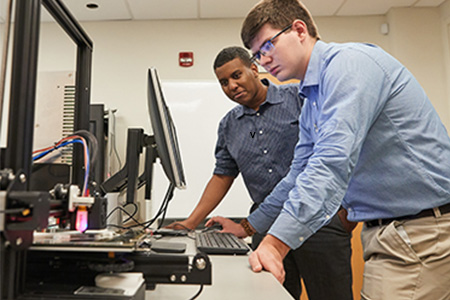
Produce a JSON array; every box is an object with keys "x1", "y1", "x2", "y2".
[{"x1": 145, "y1": 235, "x2": 292, "y2": 299}]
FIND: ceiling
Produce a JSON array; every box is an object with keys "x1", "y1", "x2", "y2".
[{"x1": 0, "y1": 0, "x2": 447, "y2": 23}]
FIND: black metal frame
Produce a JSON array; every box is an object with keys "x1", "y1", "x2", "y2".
[
  {"x1": 0, "y1": 2, "x2": 211, "y2": 299},
  {"x1": 1, "y1": 1, "x2": 93, "y2": 299},
  {"x1": 4, "y1": 0, "x2": 92, "y2": 190},
  {"x1": 4, "y1": 0, "x2": 41, "y2": 189},
  {"x1": 41, "y1": 0, "x2": 93, "y2": 189},
  {"x1": 90, "y1": 104, "x2": 106, "y2": 184},
  {"x1": 24, "y1": 250, "x2": 212, "y2": 296}
]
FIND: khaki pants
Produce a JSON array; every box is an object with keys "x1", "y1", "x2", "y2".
[{"x1": 360, "y1": 212, "x2": 450, "y2": 300}]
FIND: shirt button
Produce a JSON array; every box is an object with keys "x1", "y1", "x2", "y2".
[
  {"x1": 325, "y1": 215, "x2": 330, "y2": 219},
  {"x1": 256, "y1": 112, "x2": 260, "y2": 117},
  {"x1": 268, "y1": 169, "x2": 273, "y2": 173},
  {"x1": 299, "y1": 237, "x2": 304, "y2": 242},
  {"x1": 313, "y1": 102, "x2": 316, "y2": 107},
  {"x1": 263, "y1": 149, "x2": 268, "y2": 154},
  {"x1": 259, "y1": 130, "x2": 263, "y2": 135},
  {"x1": 314, "y1": 124, "x2": 318, "y2": 133}
]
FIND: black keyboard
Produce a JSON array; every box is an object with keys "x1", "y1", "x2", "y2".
[{"x1": 196, "y1": 231, "x2": 250, "y2": 255}]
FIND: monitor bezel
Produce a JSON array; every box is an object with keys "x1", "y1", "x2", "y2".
[{"x1": 147, "y1": 67, "x2": 186, "y2": 190}]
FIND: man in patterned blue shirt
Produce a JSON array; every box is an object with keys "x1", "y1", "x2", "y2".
[
  {"x1": 168, "y1": 46, "x2": 354, "y2": 300},
  {"x1": 227, "y1": 1, "x2": 450, "y2": 299}
]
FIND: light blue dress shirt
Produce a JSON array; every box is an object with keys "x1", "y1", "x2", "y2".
[{"x1": 248, "y1": 41, "x2": 450, "y2": 249}]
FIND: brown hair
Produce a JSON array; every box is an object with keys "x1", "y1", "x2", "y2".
[{"x1": 241, "y1": 0, "x2": 320, "y2": 49}]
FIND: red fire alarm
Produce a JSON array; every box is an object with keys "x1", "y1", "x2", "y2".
[{"x1": 179, "y1": 52, "x2": 194, "y2": 67}]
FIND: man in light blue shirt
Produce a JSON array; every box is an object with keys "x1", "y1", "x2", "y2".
[
  {"x1": 170, "y1": 46, "x2": 354, "y2": 300},
  {"x1": 218, "y1": 0, "x2": 450, "y2": 298}
]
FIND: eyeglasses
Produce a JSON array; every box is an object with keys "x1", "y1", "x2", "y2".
[{"x1": 251, "y1": 24, "x2": 292, "y2": 63}]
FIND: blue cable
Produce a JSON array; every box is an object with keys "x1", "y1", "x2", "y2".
[
  {"x1": 32, "y1": 140, "x2": 83, "y2": 161},
  {"x1": 33, "y1": 139, "x2": 90, "y2": 195}
]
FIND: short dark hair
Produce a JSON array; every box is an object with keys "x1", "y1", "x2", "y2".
[
  {"x1": 241, "y1": 0, "x2": 320, "y2": 49},
  {"x1": 213, "y1": 46, "x2": 253, "y2": 70}
]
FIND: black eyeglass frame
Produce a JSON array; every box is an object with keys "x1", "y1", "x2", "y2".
[{"x1": 250, "y1": 24, "x2": 292, "y2": 63}]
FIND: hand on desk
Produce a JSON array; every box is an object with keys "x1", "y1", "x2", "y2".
[
  {"x1": 205, "y1": 216, "x2": 247, "y2": 238},
  {"x1": 249, "y1": 234, "x2": 290, "y2": 284},
  {"x1": 165, "y1": 219, "x2": 196, "y2": 231}
]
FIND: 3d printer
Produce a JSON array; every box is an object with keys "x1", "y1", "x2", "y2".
[{"x1": 0, "y1": 1, "x2": 211, "y2": 299}]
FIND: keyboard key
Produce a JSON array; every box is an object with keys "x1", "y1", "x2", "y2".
[{"x1": 196, "y1": 232, "x2": 249, "y2": 255}]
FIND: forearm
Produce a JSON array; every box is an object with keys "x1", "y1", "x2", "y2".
[
  {"x1": 248, "y1": 234, "x2": 291, "y2": 283},
  {"x1": 247, "y1": 165, "x2": 300, "y2": 233},
  {"x1": 264, "y1": 234, "x2": 290, "y2": 258},
  {"x1": 185, "y1": 174, "x2": 234, "y2": 228}
]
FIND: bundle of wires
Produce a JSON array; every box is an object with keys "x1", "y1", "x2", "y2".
[
  {"x1": 106, "y1": 183, "x2": 175, "y2": 230},
  {"x1": 32, "y1": 130, "x2": 98, "y2": 197}
]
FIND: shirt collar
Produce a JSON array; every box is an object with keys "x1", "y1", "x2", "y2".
[
  {"x1": 236, "y1": 78, "x2": 283, "y2": 118},
  {"x1": 299, "y1": 40, "x2": 327, "y2": 98}
]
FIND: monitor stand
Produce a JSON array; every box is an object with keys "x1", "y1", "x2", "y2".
[{"x1": 99, "y1": 128, "x2": 156, "y2": 204}]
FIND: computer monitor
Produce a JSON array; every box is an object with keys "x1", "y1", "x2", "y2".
[
  {"x1": 100, "y1": 68, "x2": 186, "y2": 206},
  {"x1": 147, "y1": 67, "x2": 186, "y2": 190}
]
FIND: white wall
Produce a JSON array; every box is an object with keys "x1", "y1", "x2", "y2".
[
  {"x1": 3, "y1": 5, "x2": 450, "y2": 220},
  {"x1": 440, "y1": 0, "x2": 450, "y2": 126},
  {"x1": 0, "y1": 21, "x2": 10, "y2": 148},
  {"x1": 316, "y1": 15, "x2": 389, "y2": 48},
  {"x1": 387, "y1": 7, "x2": 449, "y2": 127}
]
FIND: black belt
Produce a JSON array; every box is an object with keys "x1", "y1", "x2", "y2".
[{"x1": 365, "y1": 202, "x2": 450, "y2": 228}]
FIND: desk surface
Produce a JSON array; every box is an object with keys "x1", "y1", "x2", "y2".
[{"x1": 145, "y1": 235, "x2": 292, "y2": 299}]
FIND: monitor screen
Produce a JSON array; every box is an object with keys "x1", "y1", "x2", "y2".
[{"x1": 147, "y1": 67, "x2": 186, "y2": 189}]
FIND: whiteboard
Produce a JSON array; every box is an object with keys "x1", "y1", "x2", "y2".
[{"x1": 146, "y1": 81, "x2": 252, "y2": 220}]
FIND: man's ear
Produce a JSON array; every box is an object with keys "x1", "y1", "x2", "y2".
[
  {"x1": 251, "y1": 63, "x2": 259, "y2": 77},
  {"x1": 292, "y1": 19, "x2": 308, "y2": 40}
]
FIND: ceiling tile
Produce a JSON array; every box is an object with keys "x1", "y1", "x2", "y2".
[
  {"x1": 415, "y1": 0, "x2": 447, "y2": 7},
  {"x1": 302, "y1": 0, "x2": 345, "y2": 16},
  {"x1": 128, "y1": 0, "x2": 198, "y2": 20},
  {"x1": 41, "y1": 0, "x2": 132, "y2": 22},
  {"x1": 3, "y1": 0, "x2": 446, "y2": 23},
  {"x1": 199, "y1": 0, "x2": 259, "y2": 19},
  {"x1": 337, "y1": 0, "x2": 417, "y2": 16}
]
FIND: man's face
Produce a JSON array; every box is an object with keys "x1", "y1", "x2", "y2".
[
  {"x1": 214, "y1": 58, "x2": 263, "y2": 110},
  {"x1": 249, "y1": 22, "x2": 309, "y2": 82}
]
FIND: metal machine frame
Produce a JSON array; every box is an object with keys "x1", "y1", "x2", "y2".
[
  {"x1": 5, "y1": 0, "x2": 92, "y2": 191},
  {"x1": 1, "y1": 1, "x2": 92, "y2": 298},
  {"x1": 0, "y1": 1, "x2": 211, "y2": 299}
]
